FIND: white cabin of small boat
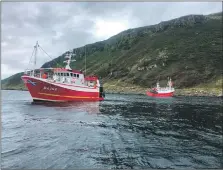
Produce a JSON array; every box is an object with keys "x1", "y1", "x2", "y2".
[{"x1": 150, "y1": 77, "x2": 174, "y2": 93}]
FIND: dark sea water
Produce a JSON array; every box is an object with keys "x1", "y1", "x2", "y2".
[{"x1": 1, "y1": 90, "x2": 223, "y2": 169}]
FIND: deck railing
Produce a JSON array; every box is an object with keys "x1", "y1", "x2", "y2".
[{"x1": 23, "y1": 68, "x2": 97, "y2": 87}]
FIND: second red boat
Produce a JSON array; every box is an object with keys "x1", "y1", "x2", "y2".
[{"x1": 146, "y1": 78, "x2": 175, "y2": 97}]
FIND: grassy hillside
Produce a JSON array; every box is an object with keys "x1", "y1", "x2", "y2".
[
  {"x1": 2, "y1": 12, "x2": 222, "y2": 96},
  {"x1": 1, "y1": 72, "x2": 26, "y2": 90}
]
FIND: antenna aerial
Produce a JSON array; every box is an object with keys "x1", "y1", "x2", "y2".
[{"x1": 64, "y1": 49, "x2": 76, "y2": 70}]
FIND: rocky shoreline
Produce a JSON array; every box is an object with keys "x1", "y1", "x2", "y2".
[
  {"x1": 105, "y1": 89, "x2": 222, "y2": 97},
  {"x1": 102, "y1": 83, "x2": 222, "y2": 97}
]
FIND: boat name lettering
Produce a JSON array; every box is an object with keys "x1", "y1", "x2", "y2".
[{"x1": 43, "y1": 86, "x2": 57, "y2": 91}]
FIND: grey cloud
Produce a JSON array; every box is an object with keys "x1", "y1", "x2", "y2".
[
  {"x1": 51, "y1": 30, "x2": 95, "y2": 50},
  {"x1": 2, "y1": 2, "x2": 38, "y2": 27},
  {"x1": 81, "y1": 2, "x2": 128, "y2": 14}
]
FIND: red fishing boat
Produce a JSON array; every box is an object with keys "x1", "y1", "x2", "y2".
[
  {"x1": 21, "y1": 42, "x2": 105, "y2": 102},
  {"x1": 146, "y1": 78, "x2": 175, "y2": 97}
]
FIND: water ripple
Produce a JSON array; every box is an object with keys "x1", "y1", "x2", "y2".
[{"x1": 1, "y1": 90, "x2": 223, "y2": 169}]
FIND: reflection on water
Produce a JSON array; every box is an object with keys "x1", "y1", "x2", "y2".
[
  {"x1": 31, "y1": 101, "x2": 101, "y2": 114},
  {"x1": 1, "y1": 90, "x2": 223, "y2": 169}
]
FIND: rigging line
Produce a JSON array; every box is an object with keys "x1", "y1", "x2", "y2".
[
  {"x1": 28, "y1": 47, "x2": 35, "y2": 65},
  {"x1": 38, "y1": 45, "x2": 62, "y2": 67},
  {"x1": 26, "y1": 46, "x2": 36, "y2": 70}
]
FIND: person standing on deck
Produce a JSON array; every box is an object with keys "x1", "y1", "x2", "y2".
[{"x1": 42, "y1": 72, "x2": 47, "y2": 79}]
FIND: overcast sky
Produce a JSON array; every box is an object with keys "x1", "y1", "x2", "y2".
[{"x1": 1, "y1": 2, "x2": 222, "y2": 79}]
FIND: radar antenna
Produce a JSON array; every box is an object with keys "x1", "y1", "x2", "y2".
[{"x1": 63, "y1": 50, "x2": 76, "y2": 70}]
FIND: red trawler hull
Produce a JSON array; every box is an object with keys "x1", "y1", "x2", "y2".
[
  {"x1": 146, "y1": 91, "x2": 174, "y2": 97},
  {"x1": 21, "y1": 76, "x2": 104, "y2": 102}
]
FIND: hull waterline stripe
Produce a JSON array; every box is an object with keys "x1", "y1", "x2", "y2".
[
  {"x1": 33, "y1": 97, "x2": 66, "y2": 102},
  {"x1": 38, "y1": 92, "x2": 100, "y2": 99}
]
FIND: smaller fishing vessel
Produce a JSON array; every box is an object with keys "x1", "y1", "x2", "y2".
[{"x1": 146, "y1": 78, "x2": 175, "y2": 97}]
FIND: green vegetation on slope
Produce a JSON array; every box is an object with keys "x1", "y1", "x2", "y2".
[
  {"x1": 1, "y1": 72, "x2": 26, "y2": 90},
  {"x1": 2, "y1": 12, "x2": 222, "y2": 96}
]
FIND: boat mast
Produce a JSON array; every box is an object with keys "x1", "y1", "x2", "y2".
[
  {"x1": 169, "y1": 77, "x2": 173, "y2": 88},
  {"x1": 156, "y1": 81, "x2": 160, "y2": 89},
  {"x1": 34, "y1": 41, "x2": 39, "y2": 68},
  {"x1": 32, "y1": 41, "x2": 39, "y2": 76},
  {"x1": 167, "y1": 77, "x2": 170, "y2": 87}
]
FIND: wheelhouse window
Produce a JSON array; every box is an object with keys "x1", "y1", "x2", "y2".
[
  {"x1": 70, "y1": 73, "x2": 73, "y2": 77},
  {"x1": 67, "y1": 73, "x2": 69, "y2": 76},
  {"x1": 77, "y1": 74, "x2": 79, "y2": 78}
]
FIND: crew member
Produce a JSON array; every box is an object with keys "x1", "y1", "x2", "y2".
[
  {"x1": 94, "y1": 81, "x2": 97, "y2": 88},
  {"x1": 42, "y1": 72, "x2": 47, "y2": 79}
]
